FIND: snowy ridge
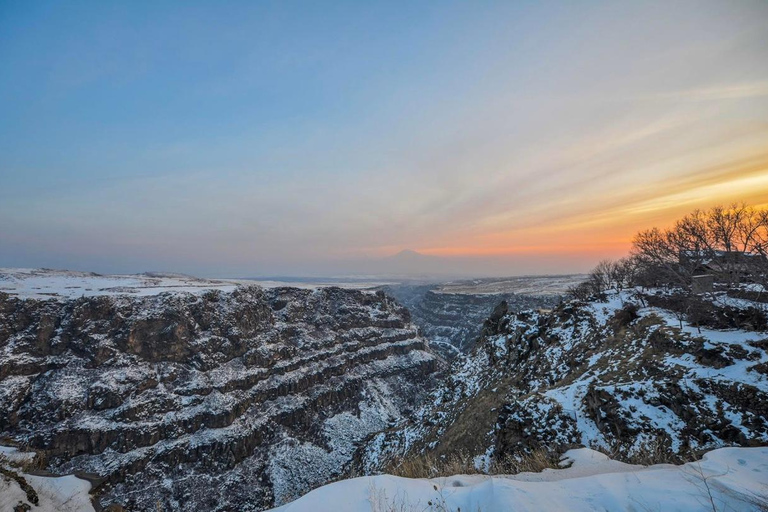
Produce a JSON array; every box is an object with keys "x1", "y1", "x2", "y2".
[
  {"x1": 504, "y1": 290, "x2": 768, "y2": 456},
  {"x1": 271, "y1": 447, "x2": 768, "y2": 512},
  {"x1": 434, "y1": 274, "x2": 585, "y2": 296}
]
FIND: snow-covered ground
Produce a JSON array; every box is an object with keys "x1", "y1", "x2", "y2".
[
  {"x1": 271, "y1": 447, "x2": 768, "y2": 512},
  {"x1": 0, "y1": 268, "x2": 396, "y2": 299},
  {"x1": 0, "y1": 267, "x2": 583, "y2": 300},
  {"x1": 0, "y1": 268, "x2": 243, "y2": 299},
  {"x1": 0, "y1": 446, "x2": 94, "y2": 512},
  {"x1": 0, "y1": 445, "x2": 34, "y2": 464}
]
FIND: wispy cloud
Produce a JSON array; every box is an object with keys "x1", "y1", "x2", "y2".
[
  {"x1": 2, "y1": 0, "x2": 768, "y2": 275},
  {"x1": 648, "y1": 81, "x2": 768, "y2": 102}
]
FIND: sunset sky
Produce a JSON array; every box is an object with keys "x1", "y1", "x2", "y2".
[{"x1": 1, "y1": 1, "x2": 768, "y2": 276}]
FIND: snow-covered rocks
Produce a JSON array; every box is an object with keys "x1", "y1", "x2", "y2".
[
  {"x1": 357, "y1": 288, "x2": 768, "y2": 477},
  {"x1": 380, "y1": 284, "x2": 561, "y2": 359},
  {"x1": 4, "y1": 271, "x2": 768, "y2": 511},
  {"x1": 0, "y1": 445, "x2": 95, "y2": 512},
  {"x1": 0, "y1": 285, "x2": 440, "y2": 511},
  {"x1": 493, "y1": 291, "x2": 768, "y2": 460}
]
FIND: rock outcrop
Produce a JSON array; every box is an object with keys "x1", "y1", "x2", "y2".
[
  {"x1": 0, "y1": 286, "x2": 440, "y2": 511},
  {"x1": 356, "y1": 290, "x2": 768, "y2": 472},
  {"x1": 379, "y1": 285, "x2": 559, "y2": 359}
]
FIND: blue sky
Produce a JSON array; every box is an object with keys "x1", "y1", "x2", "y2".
[{"x1": 2, "y1": 1, "x2": 768, "y2": 276}]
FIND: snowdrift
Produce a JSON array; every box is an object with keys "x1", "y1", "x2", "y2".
[{"x1": 272, "y1": 447, "x2": 768, "y2": 512}]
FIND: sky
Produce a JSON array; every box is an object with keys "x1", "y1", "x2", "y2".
[{"x1": 1, "y1": 0, "x2": 768, "y2": 277}]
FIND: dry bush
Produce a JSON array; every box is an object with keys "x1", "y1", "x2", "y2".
[
  {"x1": 384, "y1": 450, "x2": 481, "y2": 479},
  {"x1": 593, "y1": 436, "x2": 698, "y2": 466},
  {"x1": 18, "y1": 451, "x2": 47, "y2": 473},
  {"x1": 731, "y1": 489, "x2": 768, "y2": 511},
  {"x1": 0, "y1": 447, "x2": 47, "y2": 474},
  {"x1": 385, "y1": 447, "x2": 560, "y2": 479},
  {"x1": 489, "y1": 448, "x2": 562, "y2": 474}
]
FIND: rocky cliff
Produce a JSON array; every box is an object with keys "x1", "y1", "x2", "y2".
[
  {"x1": 356, "y1": 289, "x2": 768, "y2": 472},
  {"x1": 379, "y1": 285, "x2": 559, "y2": 359},
  {"x1": 0, "y1": 286, "x2": 440, "y2": 511}
]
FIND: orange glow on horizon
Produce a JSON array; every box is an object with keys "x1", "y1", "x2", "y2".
[
  {"x1": 409, "y1": 158, "x2": 768, "y2": 262},
  {"x1": 419, "y1": 241, "x2": 631, "y2": 258}
]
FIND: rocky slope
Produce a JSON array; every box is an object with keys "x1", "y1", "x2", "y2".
[
  {"x1": 356, "y1": 289, "x2": 768, "y2": 472},
  {"x1": 379, "y1": 284, "x2": 560, "y2": 359},
  {"x1": 0, "y1": 286, "x2": 440, "y2": 511}
]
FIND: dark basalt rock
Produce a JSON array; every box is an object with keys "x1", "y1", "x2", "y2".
[
  {"x1": 0, "y1": 286, "x2": 440, "y2": 511},
  {"x1": 583, "y1": 384, "x2": 637, "y2": 439},
  {"x1": 371, "y1": 291, "x2": 768, "y2": 474},
  {"x1": 378, "y1": 285, "x2": 559, "y2": 359}
]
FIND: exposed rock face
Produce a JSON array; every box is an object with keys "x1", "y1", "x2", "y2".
[
  {"x1": 491, "y1": 296, "x2": 768, "y2": 461},
  {"x1": 379, "y1": 285, "x2": 559, "y2": 359},
  {"x1": 356, "y1": 290, "x2": 768, "y2": 471},
  {"x1": 0, "y1": 286, "x2": 440, "y2": 511}
]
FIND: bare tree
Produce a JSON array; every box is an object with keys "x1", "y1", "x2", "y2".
[
  {"x1": 631, "y1": 203, "x2": 768, "y2": 291},
  {"x1": 632, "y1": 227, "x2": 693, "y2": 288}
]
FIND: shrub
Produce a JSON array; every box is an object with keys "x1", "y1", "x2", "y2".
[{"x1": 383, "y1": 448, "x2": 560, "y2": 479}]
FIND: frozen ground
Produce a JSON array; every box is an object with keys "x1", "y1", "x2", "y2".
[
  {"x1": 0, "y1": 268, "x2": 396, "y2": 299},
  {"x1": 0, "y1": 446, "x2": 94, "y2": 512},
  {"x1": 0, "y1": 268, "x2": 584, "y2": 300},
  {"x1": 0, "y1": 268, "x2": 243, "y2": 299},
  {"x1": 271, "y1": 447, "x2": 768, "y2": 512}
]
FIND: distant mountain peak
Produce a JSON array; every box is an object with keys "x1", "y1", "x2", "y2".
[
  {"x1": 389, "y1": 249, "x2": 430, "y2": 259},
  {"x1": 375, "y1": 249, "x2": 447, "y2": 276}
]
